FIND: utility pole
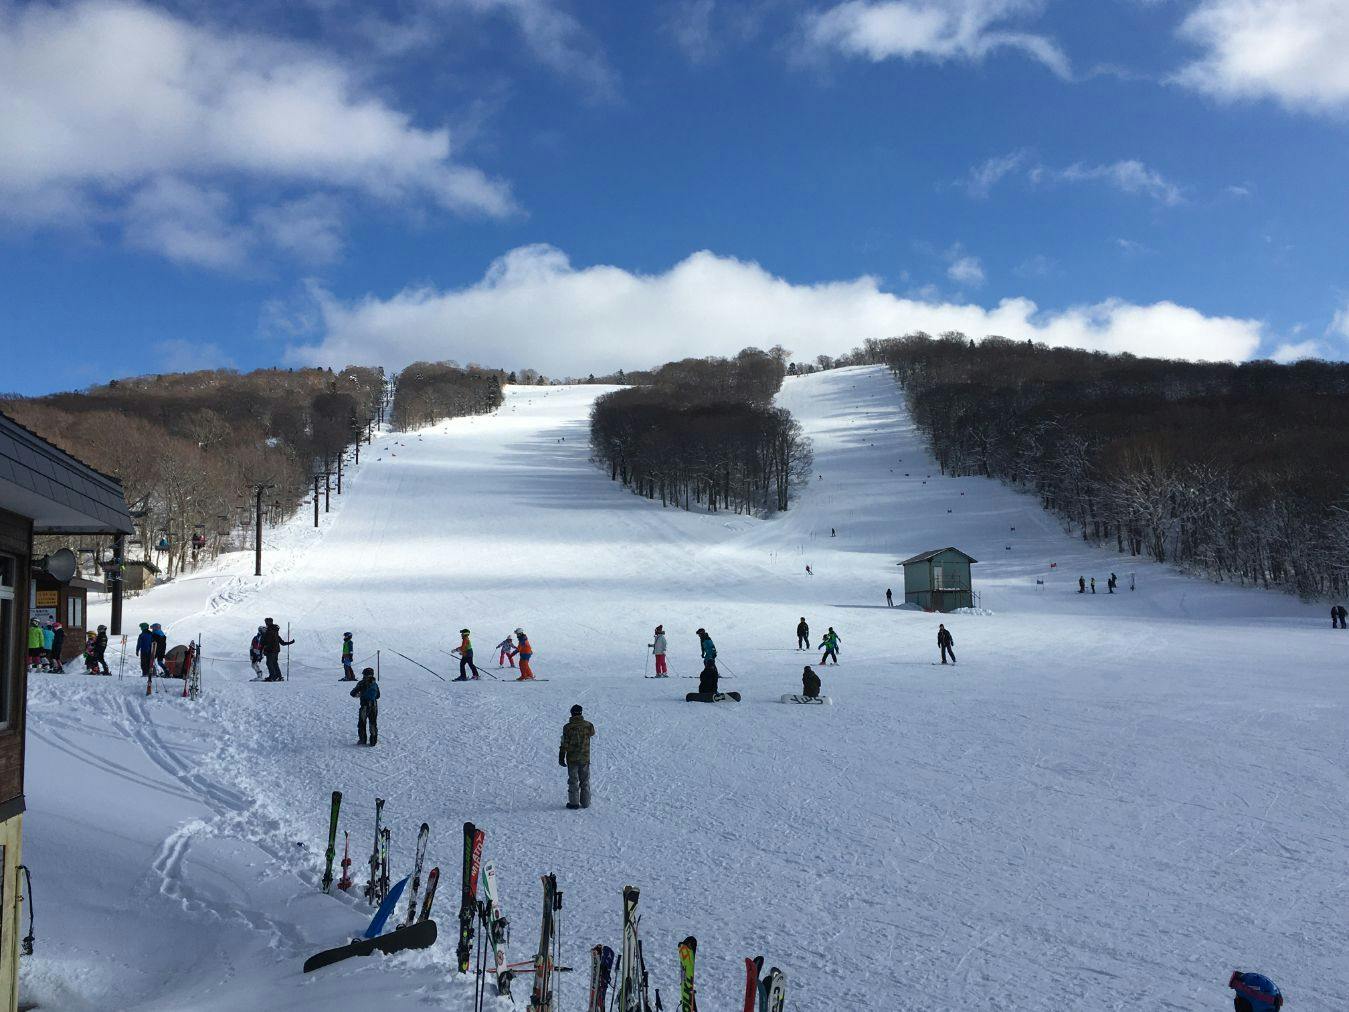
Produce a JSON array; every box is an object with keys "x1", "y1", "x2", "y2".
[
  {"x1": 324, "y1": 470, "x2": 332, "y2": 513},
  {"x1": 251, "y1": 482, "x2": 274, "y2": 576},
  {"x1": 313, "y1": 475, "x2": 321, "y2": 528},
  {"x1": 337, "y1": 450, "x2": 344, "y2": 495}
]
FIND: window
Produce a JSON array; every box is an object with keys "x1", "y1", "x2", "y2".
[
  {"x1": 0, "y1": 554, "x2": 14, "y2": 728},
  {"x1": 67, "y1": 594, "x2": 83, "y2": 629}
]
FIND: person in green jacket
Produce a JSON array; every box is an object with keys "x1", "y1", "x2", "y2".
[
  {"x1": 818, "y1": 627, "x2": 841, "y2": 665},
  {"x1": 27, "y1": 619, "x2": 44, "y2": 669},
  {"x1": 341, "y1": 632, "x2": 355, "y2": 681},
  {"x1": 559, "y1": 704, "x2": 595, "y2": 809}
]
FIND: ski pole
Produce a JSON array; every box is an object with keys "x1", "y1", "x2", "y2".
[
  {"x1": 286, "y1": 623, "x2": 291, "y2": 681},
  {"x1": 385, "y1": 647, "x2": 446, "y2": 681},
  {"x1": 644, "y1": 646, "x2": 650, "y2": 677}
]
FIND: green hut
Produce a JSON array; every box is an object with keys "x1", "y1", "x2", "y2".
[{"x1": 899, "y1": 547, "x2": 978, "y2": 612}]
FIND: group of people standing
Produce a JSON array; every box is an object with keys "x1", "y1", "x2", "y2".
[
  {"x1": 247, "y1": 618, "x2": 293, "y2": 681},
  {"x1": 26, "y1": 618, "x2": 67, "y2": 672},
  {"x1": 452, "y1": 628, "x2": 534, "y2": 681},
  {"x1": 1078, "y1": 573, "x2": 1123, "y2": 594},
  {"x1": 794, "y1": 618, "x2": 842, "y2": 665}
]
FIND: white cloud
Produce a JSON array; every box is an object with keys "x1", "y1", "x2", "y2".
[
  {"x1": 947, "y1": 255, "x2": 986, "y2": 287},
  {"x1": 1175, "y1": 0, "x2": 1349, "y2": 115},
  {"x1": 253, "y1": 195, "x2": 346, "y2": 265},
  {"x1": 0, "y1": 0, "x2": 513, "y2": 265},
  {"x1": 963, "y1": 150, "x2": 1029, "y2": 198},
  {"x1": 153, "y1": 338, "x2": 235, "y2": 373},
  {"x1": 666, "y1": 0, "x2": 718, "y2": 63},
  {"x1": 804, "y1": 0, "x2": 1070, "y2": 78},
  {"x1": 963, "y1": 152, "x2": 1184, "y2": 205},
  {"x1": 455, "y1": 0, "x2": 618, "y2": 99},
  {"x1": 1329, "y1": 302, "x2": 1349, "y2": 340},
  {"x1": 122, "y1": 177, "x2": 250, "y2": 269},
  {"x1": 1270, "y1": 339, "x2": 1328, "y2": 363},
  {"x1": 286, "y1": 245, "x2": 1265, "y2": 376}
]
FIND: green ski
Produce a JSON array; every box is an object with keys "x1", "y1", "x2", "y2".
[{"x1": 322, "y1": 790, "x2": 342, "y2": 893}]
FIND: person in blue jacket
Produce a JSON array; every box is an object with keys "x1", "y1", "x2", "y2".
[
  {"x1": 696, "y1": 628, "x2": 719, "y2": 694},
  {"x1": 135, "y1": 622, "x2": 155, "y2": 678},
  {"x1": 350, "y1": 667, "x2": 380, "y2": 746}
]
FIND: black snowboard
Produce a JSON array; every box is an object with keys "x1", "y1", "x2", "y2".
[
  {"x1": 685, "y1": 691, "x2": 741, "y2": 703},
  {"x1": 303, "y1": 918, "x2": 438, "y2": 973}
]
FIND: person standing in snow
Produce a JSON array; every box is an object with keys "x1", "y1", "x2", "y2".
[
  {"x1": 1090, "y1": 577, "x2": 1096, "y2": 594},
  {"x1": 1338, "y1": 604, "x2": 1348, "y2": 628},
  {"x1": 937, "y1": 623, "x2": 955, "y2": 665},
  {"x1": 1332, "y1": 604, "x2": 1347, "y2": 629},
  {"x1": 885, "y1": 588, "x2": 893, "y2": 607},
  {"x1": 151, "y1": 623, "x2": 169, "y2": 676},
  {"x1": 1108, "y1": 572, "x2": 1118, "y2": 593},
  {"x1": 249, "y1": 626, "x2": 266, "y2": 678},
  {"x1": 496, "y1": 635, "x2": 518, "y2": 668},
  {"x1": 801, "y1": 665, "x2": 821, "y2": 700},
  {"x1": 94, "y1": 624, "x2": 110, "y2": 674},
  {"x1": 27, "y1": 619, "x2": 44, "y2": 670},
  {"x1": 50, "y1": 621, "x2": 65, "y2": 673},
  {"x1": 261, "y1": 618, "x2": 292, "y2": 682},
  {"x1": 818, "y1": 627, "x2": 841, "y2": 665},
  {"x1": 341, "y1": 632, "x2": 355, "y2": 680},
  {"x1": 40, "y1": 622, "x2": 54, "y2": 669},
  {"x1": 696, "y1": 628, "x2": 719, "y2": 694},
  {"x1": 1078, "y1": 576, "x2": 1086, "y2": 594},
  {"x1": 649, "y1": 625, "x2": 668, "y2": 677},
  {"x1": 135, "y1": 622, "x2": 155, "y2": 679},
  {"x1": 559, "y1": 704, "x2": 595, "y2": 809},
  {"x1": 83, "y1": 632, "x2": 101, "y2": 673},
  {"x1": 350, "y1": 666, "x2": 379, "y2": 746},
  {"x1": 453, "y1": 628, "x2": 480, "y2": 681},
  {"x1": 796, "y1": 617, "x2": 810, "y2": 651},
  {"x1": 515, "y1": 628, "x2": 535, "y2": 680}
]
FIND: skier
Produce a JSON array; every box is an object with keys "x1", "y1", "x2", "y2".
[
  {"x1": 796, "y1": 617, "x2": 809, "y2": 650},
  {"x1": 26, "y1": 619, "x2": 43, "y2": 670},
  {"x1": 649, "y1": 625, "x2": 668, "y2": 677},
  {"x1": 40, "y1": 622, "x2": 54, "y2": 670},
  {"x1": 341, "y1": 632, "x2": 355, "y2": 680},
  {"x1": 1078, "y1": 576, "x2": 1086, "y2": 594},
  {"x1": 1090, "y1": 577, "x2": 1096, "y2": 594},
  {"x1": 135, "y1": 622, "x2": 155, "y2": 679},
  {"x1": 558, "y1": 704, "x2": 595, "y2": 810},
  {"x1": 515, "y1": 628, "x2": 535, "y2": 680},
  {"x1": 1339, "y1": 604, "x2": 1348, "y2": 629},
  {"x1": 696, "y1": 628, "x2": 718, "y2": 694},
  {"x1": 1332, "y1": 604, "x2": 1347, "y2": 629},
  {"x1": 151, "y1": 622, "x2": 169, "y2": 676},
  {"x1": 885, "y1": 588, "x2": 893, "y2": 607},
  {"x1": 805, "y1": 564, "x2": 813, "y2": 576},
  {"x1": 495, "y1": 635, "x2": 518, "y2": 668},
  {"x1": 801, "y1": 665, "x2": 821, "y2": 700},
  {"x1": 453, "y1": 628, "x2": 480, "y2": 680},
  {"x1": 350, "y1": 666, "x2": 379, "y2": 746},
  {"x1": 249, "y1": 626, "x2": 266, "y2": 678},
  {"x1": 94, "y1": 624, "x2": 110, "y2": 674},
  {"x1": 1228, "y1": 971, "x2": 1283, "y2": 1011},
  {"x1": 937, "y1": 623, "x2": 955, "y2": 665},
  {"x1": 1109, "y1": 572, "x2": 1118, "y2": 593},
  {"x1": 50, "y1": 621, "x2": 65, "y2": 673},
  {"x1": 818, "y1": 627, "x2": 841, "y2": 665},
  {"x1": 83, "y1": 632, "x2": 101, "y2": 673},
  {"x1": 261, "y1": 618, "x2": 292, "y2": 682}
]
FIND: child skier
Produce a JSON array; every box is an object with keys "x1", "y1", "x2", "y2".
[
  {"x1": 558, "y1": 704, "x2": 595, "y2": 809},
  {"x1": 350, "y1": 667, "x2": 380, "y2": 746},
  {"x1": 341, "y1": 632, "x2": 355, "y2": 680},
  {"x1": 150, "y1": 623, "x2": 169, "y2": 676},
  {"x1": 453, "y1": 628, "x2": 480, "y2": 681},
  {"x1": 818, "y1": 627, "x2": 841, "y2": 665},
  {"x1": 94, "y1": 624, "x2": 110, "y2": 674},
  {"x1": 83, "y1": 632, "x2": 101, "y2": 673},
  {"x1": 649, "y1": 625, "x2": 668, "y2": 676},
  {"x1": 515, "y1": 629, "x2": 534, "y2": 680},
  {"x1": 249, "y1": 626, "x2": 266, "y2": 678},
  {"x1": 26, "y1": 618, "x2": 44, "y2": 670},
  {"x1": 496, "y1": 635, "x2": 518, "y2": 668}
]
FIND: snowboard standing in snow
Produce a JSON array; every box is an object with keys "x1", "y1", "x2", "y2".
[
  {"x1": 686, "y1": 691, "x2": 741, "y2": 703},
  {"x1": 456, "y1": 822, "x2": 485, "y2": 973},
  {"x1": 302, "y1": 917, "x2": 436, "y2": 973},
  {"x1": 365, "y1": 874, "x2": 409, "y2": 939},
  {"x1": 678, "y1": 936, "x2": 698, "y2": 1012},
  {"x1": 404, "y1": 822, "x2": 430, "y2": 927},
  {"x1": 321, "y1": 790, "x2": 341, "y2": 893}
]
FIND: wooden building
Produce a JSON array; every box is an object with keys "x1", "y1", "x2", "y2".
[
  {"x1": 0, "y1": 411, "x2": 133, "y2": 1010},
  {"x1": 30, "y1": 572, "x2": 104, "y2": 664},
  {"x1": 899, "y1": 547, "x2": 978, "y2": 612}
]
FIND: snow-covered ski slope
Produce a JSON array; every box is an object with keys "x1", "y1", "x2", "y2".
[{"x1": 25, "y1": 365, "x2": 1347, "y2": 1010}]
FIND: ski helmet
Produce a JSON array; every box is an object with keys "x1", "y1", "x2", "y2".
[
  {"x1": 257, "y1": 626, "x2": 265, "y2": 633},
  {"x1": 343, "y1": 631, "x2": 352, "y2": 638},
  {"x1": 1229, "y1": 972, "x2": 1282, "y2": 1011},
  {"x1": 514, "y1": 628, "x2": 524, "y2": 635},
  {"x1": 460, "y1": 628, "x2": 470, "y2": 635}
]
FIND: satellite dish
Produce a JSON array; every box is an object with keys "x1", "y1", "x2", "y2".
[{"x1": 45, "y1": 548, "x2": 78, "y2": 583}]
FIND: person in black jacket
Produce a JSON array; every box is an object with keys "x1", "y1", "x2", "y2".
[
  {"x1": 1333, "y1": 605, "x2": 1347, "y2": 629},
  {"x1": 261, "y1": 617, "x2": 293, "y2": 682},
  {"x1": 50, "y1": 621, "x2": 66, "y2": 673},
  {"x1": 151, "y1": 623, "x2": 169, "y2": 675},
  {"x1": 94, "y1": 624, "x2": 110, "y2": 674},
  {"x1": 801, "y1": 665, "x2": 821, "y2": 700},
  {"x1": 937, "y1": 623, "x2": 955, "y2": 665},
  {"x1": 796, "y1": 618, "x2": 809, "y2": 651},
  {"x1": 350, "y1": 667, "x2": 379, "y2": 745}
]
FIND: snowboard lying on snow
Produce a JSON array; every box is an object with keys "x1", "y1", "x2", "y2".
[
  {"x1": 685, "y1": 691, "x2": 741, "y2": 703},
  {"x1": 302, "y1": 918, "x2": 437, "y2": 973},
  {"x1": 780, "y1": 694, "x2": 831, "y2": 705}
]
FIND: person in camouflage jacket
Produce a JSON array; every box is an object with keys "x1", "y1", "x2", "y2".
[{"x1": 558, "y1": 704, "x2": 595, "y2": 809}]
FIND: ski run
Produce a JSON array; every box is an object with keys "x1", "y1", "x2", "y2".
[{"x1": 19, "y1": 365, "x2": 1346, "y2": 1009}]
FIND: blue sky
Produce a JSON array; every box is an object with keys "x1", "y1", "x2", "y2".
[{"x1": 2, "y1": 0, "x2": 1348, "y2": 394}]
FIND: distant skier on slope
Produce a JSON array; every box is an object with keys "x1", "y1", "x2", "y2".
[
  {"x1": 818, "y1": 627, "x2": 841, "y2": 665},
  {"x1": 515, "y1": 628, "x2": 535, "y2": 680},
  {"x1": 649, "y1": 625, "x2": 668, "y2": 676},
  {"x1": 796, "y1": 617, "x2": 809, "y2": 650},
  {"x1": 1228, "y1": 971, "x2": 1283, "y2": 1011},
  {"x1": 341, "y1": 632, "x2": 355, "y2": 680},
  {"x1": 249, "y1": 626, "x2": 266, "y2": 678},
  {"x1": 801, "y1": 665, "x2": 821, "y2": 700},
  {"x1": 559, "y1": 704, "x2": 595, "y2": 810},
  {"x1": 495, "y1": 635, "x2": 518, "y2": 668},
  {"x1": 453, "y1": 628, "x2": 480, "y2": 681},
  {"x1": 1332, "y1": 604, "x2": 1347, "y2": 629},
  {"x1": 937, "y1": 623, "x2": 955, "y2": 665},
  {"x1": 885, "y1": 588, "x2": 893, "y2": 607},
  {"x1": 350, "y1": 667, "x2": 379, "y2": 746},
  {"x1": 696, "y1": 628, "x2": 719, "y2": 694}
]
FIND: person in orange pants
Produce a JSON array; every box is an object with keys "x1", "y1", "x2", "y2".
[{"x1": 515, "y1": 628, "x2": 534, "y2": 680}]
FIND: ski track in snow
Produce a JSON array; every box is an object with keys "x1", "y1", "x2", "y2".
[{"x1": 21, "y1": 366, "x2": 1349, "y2": 1011}]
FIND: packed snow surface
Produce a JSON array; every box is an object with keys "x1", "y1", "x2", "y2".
[{"x1": 23, "y1": 366, "x2": 1347, "y2": 1010}]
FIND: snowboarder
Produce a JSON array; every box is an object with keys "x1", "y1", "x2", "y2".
[
  {"x1": 1078, "y1": 576, "x2": 1085, "y2": 594},
  {"x1": 818, "y1": 627, "x2": 841, "y2": 666},
  {"x1": 515, "y1": 628, "x2": 535, "y2": 680},
  {"x1": 453, "y1": 629, "x2": 480, "y2": 681},
  {"x1": 559, "y1": 704, "x2": 595, "y2": 810},
  {"x1": 151, "y1": 623, "x2": 169, "y2": 676},
  {"x1": 796, "y1": 617, "x2": 809, "y2": 651},
  {"x1": 341, "y1": 632, "x2": 355, "y2": 680},
  {"x1": 49, "y1": 621, "x2": 65, "y2": 673},
  {"x1": 649, "y1": 625, "x2": 668, "y2": 677},
  {"x1": 801, "y1": 665, "x2": 821, "y2": 700},
  {"x1": 1228, "y1": 970, "x2": 1282, "y2": 1011},
  {"x1": 937, "y1": 623, "x2": 955, "y2": 665},
  {"x1": 495, "y1": 635, "x2": 518, "y2": 668},
  {"x1": 94, "y1": 624, "x2": 110, "y2": 674},
  {"x1": 696, "y1": 628, "x2": 718, "y2": 694},
  {"x1": 261, "y1": 618, "x2": 292, "y2": 681},
  {"x1": 135, "y1": 622, "x2": 155, "y2": 679},
  {"x1": 885, "y1": 588, "x2": 893, "y2": 607},
  {"x1": 249, "y1": 626, "x2": 266, "y2": 678},
  {"x1": 350, "y1": 667, "x2": 379, "y2": 746}
]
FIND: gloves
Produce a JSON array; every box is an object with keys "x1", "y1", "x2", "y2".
[{"x1": 558, "y1": 753, "x2": 567, "y2": 767}]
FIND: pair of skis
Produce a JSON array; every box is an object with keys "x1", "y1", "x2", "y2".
[
  {"x1": 529, "y1": 873, "x2": 563, "y2": 1011},
  {"x1": 744, "y1": 957, "x2": 786, "y2": 1012}
]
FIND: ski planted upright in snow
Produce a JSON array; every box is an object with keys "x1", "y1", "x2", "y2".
[
  {"x1": 743, "y1": 957, "x2": 763, "y2": 1012},
  {"x1": 404, "y1": 822, "x2": 430, "y2": 927},
  {"x1": 419, "y1": 866, "x2": 440, "y2": 922},
  {"x1": 321, "y1": 790, "x2": 342, "y2": 894},
  {"x1": 529, "y1": 873, "x2": 560, "y2": 1012},
  {"x1": 481, "y1": 859, "x2": 513, "y2": 997},
  {"x1": 338, "y1": 830, "x2": 353, "y2": 891},
  {"x1": 364, "y1": 798, "x2": 384, "y2": 904},
  {"x1": 616, "y1": 886, "x2": 644, "y2": 1012},
  {"x1": 677, "y1": 936, "x2": 698, "y2": 1012},
  {"x1": 758, "y1": 966, "x2": 785, "y2": 1012},
  {"x1": 456, "y1": 822, "x2": 485, "y2": 973}
]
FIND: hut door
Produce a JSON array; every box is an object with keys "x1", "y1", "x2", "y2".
[{"x1": 932, "y1": 564, "x2": 944, "y2": 590}]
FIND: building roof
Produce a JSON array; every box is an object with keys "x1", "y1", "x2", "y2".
[
  {"x1": 0, "y1": 410, "x2": 135, "y2": 535},
  {"x1": 899, "y1": 547, "x2": 979, "y2": 566}
]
